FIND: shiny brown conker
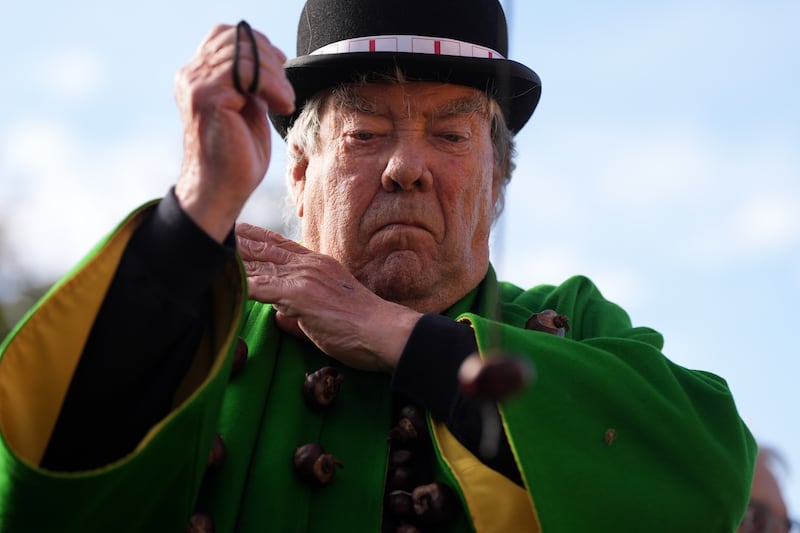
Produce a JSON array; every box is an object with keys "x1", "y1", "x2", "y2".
[
  {"x1": 303, "y1": 366, "x2": 344, "y2": 409},
  {"x1": 293, "y1": 442, "x2": 343, "y2": 486}
]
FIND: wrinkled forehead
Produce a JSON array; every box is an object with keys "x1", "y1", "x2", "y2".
[{"x1": 322, "y1": 81, "x2": 492, "y2": 123}]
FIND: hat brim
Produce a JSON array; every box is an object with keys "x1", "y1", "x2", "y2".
[{"x1": 269, "y1": 52, "x2": 541, "y2": 137}]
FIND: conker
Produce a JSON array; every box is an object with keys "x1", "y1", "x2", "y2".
[
  {"x1": 525, "y1": 309, "x2": 570, "y2": 336},
  {"x1": 387, "y1": 418, "x2": 419, "y2": 445},
  {"x1": 458, "y1": 353, "x2": 534, "y2": 401},
  {"x1": 386, "y1": 490, "x2": 414, "y2": 520},
  {"x1": 293, "y1": 443, "x2": 343, "y2": 486},
  {"x1": 229, "y1": 337, "x2": 248, "y2": 378},
  {"x1": 303, "y1": 366, "x2": 344, "y2": 409},
  {"x1": 206, "y1": 433, "x2": 226, "y2": 469},
  {"x1": 388, "y1": 449, "x2": 414, "y2": 469},
  {"x1": 388, "y1": 405, "x2": 427, "y2": 446},
  {"x1": 386, "y1": 465, "x2": 416, "y2": 491},
  {"x1": 185, "y1": 513, "x2": 214, "y2": 533},
  {"x1": 412, "y1": 482, "x2": 456, "y2": 525}
]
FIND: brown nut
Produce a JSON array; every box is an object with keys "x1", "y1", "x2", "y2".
[
  {"x1": 387, "y1": 405, "x2": 427, "y2": 446},
  {"x1": 303, "y1": 366, "x2": 344, "y2": 409},
  {"x1": 206, "y1": 433, "x2": 226, "y2": 469},
  {"x1": 386, "y1": 465, "x2": 416, "y2": 491},
  {"x1": 185, "y1": 513, "x2": 214, "y2": 533},
  {"x1": 386, "y1": 490, "x2": 414, "y2": 520},
  {"x1": 230, "y1": 337, "x2": 248, "y2": 378},
  {"x1": 412, "y1": 482, "x2": 457, "y2": 525},
  {"x1": 525, "y1": 309, "x2": 570, "y2": 336},
  {"x1": 388, "y1": 449, "x2": 414, "y2": 469},
  {"x1": 293, "y1": 443, "x2": 343, "y2": 486},
  {"x1": 458, "y1": 353, "x2": 534, "y2": 401}
]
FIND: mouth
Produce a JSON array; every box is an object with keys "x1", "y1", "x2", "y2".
[{"x1": 376, "y1": 220, "x2": 432, "y2": 234}]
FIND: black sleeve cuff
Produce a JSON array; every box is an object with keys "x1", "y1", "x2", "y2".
[
  {"x1": 130, "y1": 187, "x2": 236, "y2": 308},
  {"x1": 390, "y1": 312, "x2": 524, "y2": 486},
  {"x1": 390, "y1": 313, "x2": 477, "y2": 421}
]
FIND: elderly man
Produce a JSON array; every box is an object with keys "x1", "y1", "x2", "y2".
[
  {"x1": 738, "y1": 448, "x2": 798, "y2": 533},
  {"x1": 0, "y1": 0, "x2": 755, "y2": 531}
]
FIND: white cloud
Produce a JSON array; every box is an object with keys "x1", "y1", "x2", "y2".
[
  {"x1": 734, "y1": 193, "x2": 800, "y2": 250},
  {"x1": 493, "y1": 245, "x2": 646, "y2": 311},
  {"x1": 1, "y1": 121, "x2": 80, "y2": 189},
  {"x1": 0, "y1": 118, "x2": 180, "y2": 284},
  {"x1": 510, "y1": 119, "x2": 800, "y2": 273},
  {"x1": 34, "y1": 48, "x2": 106, "y2": 101},
  {"x1": 494, "y1": 247, "x2": 584, "y2": 289},
  {"x1": 596, "y1": 128, "x2": 714, "y2": 207},
  {"x1": 685, "y1": 184, "x2": 800, "y2": 268}
]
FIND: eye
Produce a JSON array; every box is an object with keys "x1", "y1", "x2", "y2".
[
  {"x1": 351, "y1": 131, "x2": 376, "y2": 141},
  {"x1": 432, "y1": 129, "x2": 472, "y2": 151},
  {"x1": 440, "y1": 132, "x2": 469, "y2": 143},
  {"x1": 344, "y1": 130, "x2": 381, "y2": 143}
]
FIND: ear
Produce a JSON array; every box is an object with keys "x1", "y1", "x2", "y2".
[{"x1": 288, "y1": 148, "x2": 309, "y2": 218}]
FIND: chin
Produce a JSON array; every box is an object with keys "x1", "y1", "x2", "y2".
[{"x1": 358, "y1": 252, "x2": 433, "y2": 302}]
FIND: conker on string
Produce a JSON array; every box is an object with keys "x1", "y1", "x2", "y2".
[
  {"x1": 389, "y1": 449, "x2": 414, "y2": 469},
  {"x1": 458, "y1": 353, "x2": 534, "y2": 402},
  {"x1": 387, "y1": 418, "x2": 419, "y2": 446},
  {"x1": 388, "y1": 405, "x2": 427, "y2": 446},
  {"x1": 386, "y1": 464, "x2": 416, "y2": 491},
  {"x1": 525, "y1": 309, "x2": 570, "y2": 336},
  {"x1": 412, "y1": 482, "x2": 457, "y2": 525},
  {"x1": 398, "y1": 405, "x2": 425, "y2": 430},
  {"x1": 303, "y1": 366, "x2": 344, "y2": 409},
  {"x1": 293, "y1": 443, "x2": 343, "y2": 486},
  {"x1": 386, "y1": 490, "x2": 414, "y2": 520}
]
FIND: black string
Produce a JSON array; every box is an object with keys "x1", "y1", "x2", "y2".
[{"x1": 233, "y1": 20, "x2": 260, "y2": 95}]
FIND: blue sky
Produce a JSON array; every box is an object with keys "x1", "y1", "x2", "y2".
[{"x1": 1, "y1": 0, "x2": 798, "y2": 516}]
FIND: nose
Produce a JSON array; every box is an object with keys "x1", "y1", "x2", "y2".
[{"x1": 380, "y1": 138, "x2": 433, "y2": 192}]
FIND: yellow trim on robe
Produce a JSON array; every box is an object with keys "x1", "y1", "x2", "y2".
[
  {"x1": 431, "y1": 420, "x2": 541, "y2": 533},
  {"x1": 0, "y1": 215, "x2": 141, "y2": 465}
]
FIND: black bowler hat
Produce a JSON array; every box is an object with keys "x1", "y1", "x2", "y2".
[{"x1": 269, "y1": 0, "x2": 541, "y2": 137}]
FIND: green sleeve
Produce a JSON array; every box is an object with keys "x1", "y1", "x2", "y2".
[
  {"x1": 461, "y1": 275, "x2": 756, "y2": 532},
  {"x1": 0, "y1": 205, "x2": 246, "y2": 532}
]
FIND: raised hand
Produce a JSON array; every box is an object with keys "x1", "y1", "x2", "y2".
[{"x1": 174, "y1": 23, "x2": 295, "y2": 242}]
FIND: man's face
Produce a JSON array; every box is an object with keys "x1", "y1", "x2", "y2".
[
  {"x1": 290, "y1": 81, "x2": 502, "y2": 312},
  {"x1": 738, "y1": 454, "x2": 791, "y2": 533}
]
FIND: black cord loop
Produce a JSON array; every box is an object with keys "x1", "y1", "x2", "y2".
[{"x1": 232, "y1": 20, "x2": 260, "y2": 95}]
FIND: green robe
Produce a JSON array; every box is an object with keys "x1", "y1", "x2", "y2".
[{"x1": 0, "y1": 203, "x2": 756, "y2": 532}]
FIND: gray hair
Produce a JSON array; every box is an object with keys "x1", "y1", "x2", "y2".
[{"x1": 283, "y1": 76, "x2": 517, "y2": 231}]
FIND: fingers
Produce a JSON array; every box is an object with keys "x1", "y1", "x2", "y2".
[
  {"x1": 186, "y1": 23, "x2": 295, "y2": 115},
  {"x1": 236, "y1": 24, "x2": 295, "y2": 114},
  {"x1": 236, "y1": 223, "x2": 311, "y2": 293},
  {"x1": 236, "y1": 222, "x2": 310, "y2": 261},
  {"x1": 236, "y1": 222, "x2": 357, "y2": 314}
]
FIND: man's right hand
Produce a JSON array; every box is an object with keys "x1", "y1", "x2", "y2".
[{"x1": 173, "y1": 23, "x2": 295, "y2": 242}]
